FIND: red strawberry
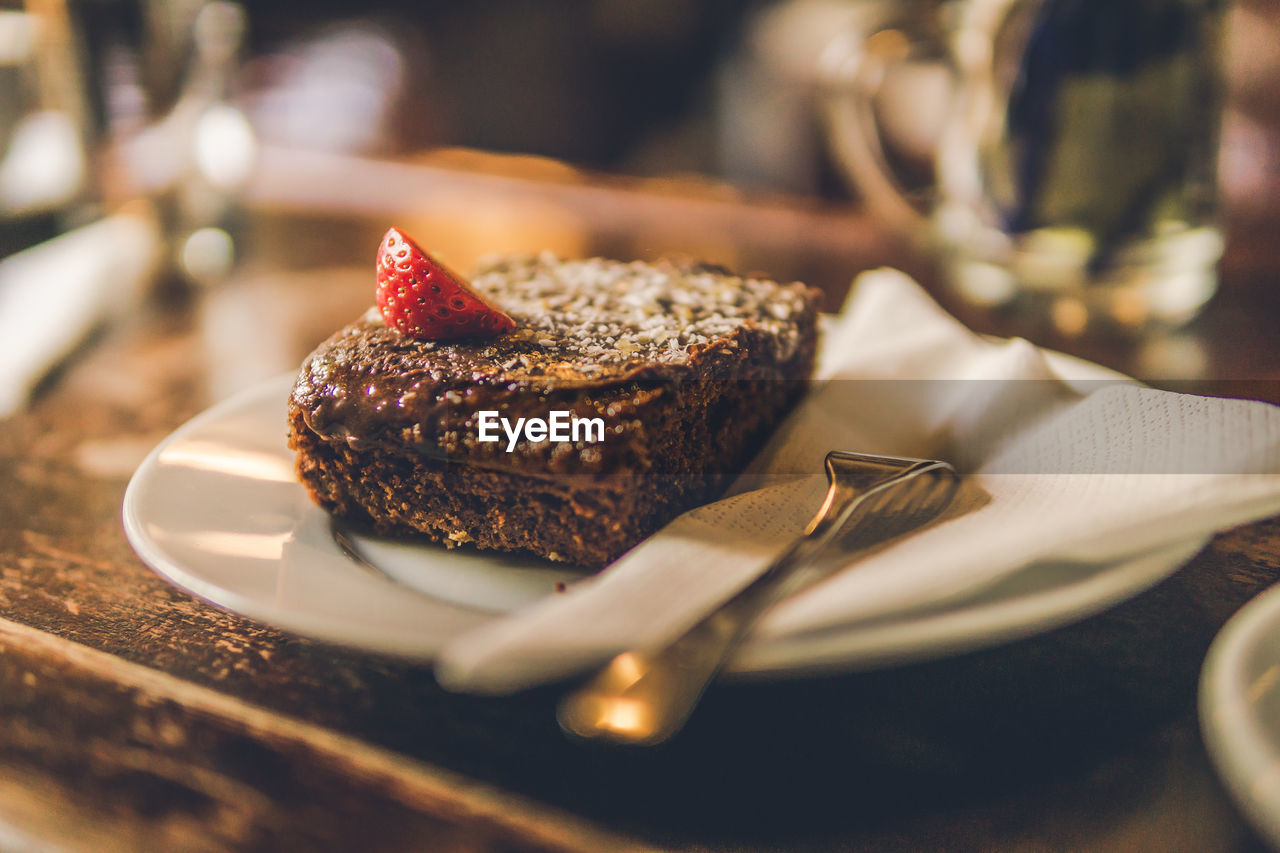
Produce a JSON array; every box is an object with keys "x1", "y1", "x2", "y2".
[{"x1": 375, "y1": 227, "x2": 515, "y2": 340}]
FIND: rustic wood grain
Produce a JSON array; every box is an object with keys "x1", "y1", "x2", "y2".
[{"x1": 0, "y1": 618, "x2": 648, "y2": 853}]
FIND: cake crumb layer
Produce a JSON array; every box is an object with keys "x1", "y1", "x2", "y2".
[{"x1": 288, "y1": 254, "x2": 821, "y2": 568}]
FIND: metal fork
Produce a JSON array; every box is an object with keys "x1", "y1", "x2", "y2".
[{"x1": 556, "y1": 451, "x2": 960, "y2": 746}]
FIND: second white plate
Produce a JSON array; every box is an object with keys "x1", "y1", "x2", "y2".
[{"x1": 1201, "y1": 582, "x2": 1280, "y2": 849}]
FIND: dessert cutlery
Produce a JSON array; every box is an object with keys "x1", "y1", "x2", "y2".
[{"x1": 557, "y1": 450, "x2": 960, "y2": 745}]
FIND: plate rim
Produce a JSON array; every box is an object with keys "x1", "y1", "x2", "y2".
[
  {"x1": 122, "y1": 374, "x2": 510, "y2": 654},
  {"x1": 123, "y1": 370, "x2": 1205, "y2": 679},
  {"x1": 1200, "y1": 582, "x2": 1280, "y2": 848}
]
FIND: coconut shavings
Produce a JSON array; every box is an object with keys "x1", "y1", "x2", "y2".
[{"x1": 467, "y1": 253, "x2": 811, "y2": 369}]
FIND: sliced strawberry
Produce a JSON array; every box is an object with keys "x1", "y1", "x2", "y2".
[{"x1": 375, "y1": 227, "x2": 515, "y2": 341}]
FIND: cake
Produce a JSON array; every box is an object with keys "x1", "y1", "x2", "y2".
[{"x1": 288, "y1": 237, "x2": 820, "y2": 568}]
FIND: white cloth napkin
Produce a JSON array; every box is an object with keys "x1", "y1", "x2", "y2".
[
  {"x1": 434, "y1": 269, "x2": 1280, "y2": 694},
  {"x1": 0, "y1": 212, "x2": 161, "y2": 417}
]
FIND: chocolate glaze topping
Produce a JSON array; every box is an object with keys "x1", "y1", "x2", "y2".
[{"x1": 290, "y1": 253, "x2": 820, "y2": 473}]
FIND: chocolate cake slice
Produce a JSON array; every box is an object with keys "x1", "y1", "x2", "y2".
[{"x1": 288, "y1": 253, "x2": 820, "y2": 568}]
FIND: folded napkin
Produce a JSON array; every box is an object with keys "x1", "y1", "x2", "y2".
[
  {"x1": 435, "y1": 269, "x2": 1280, "y2": 694},
  {"x1": 0, "y1": 212, "x2": 162, "y2": 417}
]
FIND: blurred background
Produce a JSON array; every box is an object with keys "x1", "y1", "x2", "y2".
[
  {"x1": 2, "y1": 0, "x2": 1280, "y2": 410},
  {"x1": 10, "y1": 1, "x2": 1280, "y2": 247}
]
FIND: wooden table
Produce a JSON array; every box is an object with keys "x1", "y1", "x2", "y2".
[{"x1": 2, "y1": 153, "x2": 1280, "y2": 851}]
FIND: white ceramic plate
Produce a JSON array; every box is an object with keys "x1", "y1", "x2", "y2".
[
  {"x1": 1201, "y1": 583, "x2": 1280, "y2": 848},
  {"x1": 122, "y1": 373, "x2": 1208, "y2": 678}
]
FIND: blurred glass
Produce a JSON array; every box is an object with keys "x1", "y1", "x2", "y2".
[
  {"x1": 0, "y1": 0, "x2": 259, "y2": 412},
  {"x1": 821, "y1": 0, "x2": 1230, "y2": 336},
  {"x1": 0, "y1": 0, "x2": 92, "y2": 258}
]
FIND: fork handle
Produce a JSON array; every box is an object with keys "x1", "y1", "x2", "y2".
[
  {"x1": 555, "y1": 535, "x2": 820, "y2": 746},
  {"x1": 557, "y1": 454, "x2": 951, "y2": 745}
]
